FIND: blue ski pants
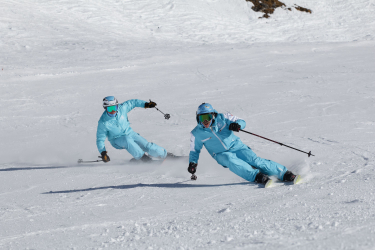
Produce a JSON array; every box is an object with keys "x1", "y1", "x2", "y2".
[
  {"x1": 213, "y1": 144, "x2": 287, "y2": 182},
  {"x1": 111, "y1": 132, "x2": 167, "y2": 160}
]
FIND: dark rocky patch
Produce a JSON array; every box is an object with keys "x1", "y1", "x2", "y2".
[
  {"x1": 246, "y1": 0, "x2": 312, "y2": 18},
  {"x1": 293, "y1": 5, "x2": 312, "y2": 13}
]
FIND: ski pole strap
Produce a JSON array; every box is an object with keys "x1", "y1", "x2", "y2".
[{"x1": 239, "y1": 129, "x2": 315, "y2": 157}]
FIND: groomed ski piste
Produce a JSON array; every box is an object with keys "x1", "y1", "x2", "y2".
[{"x1": 1, "y1": 0, "x2": 375, "y2": 249}]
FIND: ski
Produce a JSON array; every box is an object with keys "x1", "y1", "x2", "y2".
[
  {"x1": 293, "y1": 175, "x2": 302, "y2": 185},
  {"x1": 128, "y1": 155, "x2": 188, "y2": 165},
  {"x1": 264, "y1": 175, "x2": 302, "y2": 188},
  {"x1": 265, "y1": 179, "x2": 273, "y2": 188}
]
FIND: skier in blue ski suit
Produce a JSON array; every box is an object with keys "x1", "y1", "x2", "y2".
[
  {"x1": 188, "y1": 103, "x2": 297, "y2": 186},
  {"x1": 96, "y1": 96, "x2": 167, "y2": 163}
]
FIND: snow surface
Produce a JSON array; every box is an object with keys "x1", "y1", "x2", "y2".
[{"x1": 1, "y1": 0, "x2": 375, "y2": 249}]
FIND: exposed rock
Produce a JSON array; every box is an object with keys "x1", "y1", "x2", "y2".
[
  {"x1": 294, "y1": 5, "x2": 312, "y2": 13},
  {"x1": 246, "y1": 0, "x2": 312, "y2": 18}
]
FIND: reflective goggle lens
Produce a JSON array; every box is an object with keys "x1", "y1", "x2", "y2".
[
  {"x1": 106, "y1": 105, "x2": 117, "y2": 112},
  {"x1": 199, "y1": 113, "x2": 213, "y2": 122}
]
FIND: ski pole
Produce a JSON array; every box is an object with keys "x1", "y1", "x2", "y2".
[
  {"x1": 77, "y1": 156, "x2": 104, "y2": 164},
  {"x1": 150, "y1": 99, "x2": 170, "y2": 120},
  {"x1": 155, "y1": 107, "x2": 170, "y2": 120},
  {"x1": 240, "y1": 129, "x2": 315, "y2": 157}
]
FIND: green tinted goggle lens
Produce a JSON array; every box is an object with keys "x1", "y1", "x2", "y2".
[
  {"x1": 106, "y1": 105, "x2": 117, "y2": 112},
  {"x1": 199, "y1": 114, "x2": 213, "y2": 122}
]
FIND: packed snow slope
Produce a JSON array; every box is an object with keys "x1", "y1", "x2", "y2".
[
  {"x1": 1, "y1": 0, "x2": 375, "y2": 249},
  {"x1": 1, "y1": 0, "x2": 375, "y2": 78}
]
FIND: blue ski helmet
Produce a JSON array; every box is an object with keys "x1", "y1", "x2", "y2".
[
  {"x1": 103, "y1": 96, "x2": 118, "y2": 108},
  {"x1": 196, "y1": 103, "x2": 215, "y2": 125},
  {"x1": 103, "y1": 96, "x2": 119, "y2": 117},
  {"x1": 196, "y1": 103, "x2": 214, "y2": 115}
]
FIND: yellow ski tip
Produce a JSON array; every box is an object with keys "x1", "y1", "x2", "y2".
[
  {"x1": 265, "y1": 179, "x2": 273, "y2": 188},
  {"x1": 294, "y1": 175, "x2": 302, "y2": 185}
]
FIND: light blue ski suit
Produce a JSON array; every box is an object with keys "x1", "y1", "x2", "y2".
[
  {"x1": 189, "y1": 111, "x2": 287, "y2": 182},
  {"x1": 96, "y1": 99, "x2": 167, "y2": 160}
]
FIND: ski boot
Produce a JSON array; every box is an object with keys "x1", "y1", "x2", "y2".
[
  {"x1": 140, "y1": 153, "x2": 153, "y2": 162},
  {"x1": 164, "y1": 152, "x2": 187, "y2": 161},
  {"x1": 166, "y1": 152, "x2": 177, "y2": 158},
  {"x1": 130, "y1": 153, "x2": 153, "y2": 163},
  {"x1": 283, "y1": 171, "x2": 301, "y2": 184},
  {"x1": 255, "y1": 172, "x2": 273, "y2": 188}
]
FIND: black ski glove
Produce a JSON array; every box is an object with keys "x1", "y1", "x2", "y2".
[
  {"x1": 145, "y1": 101, "x2": 157, "y2": 108},
  {"x1": 101, "y1": 151, "x2": 110, "y2": 163},
  {"x1": 188, "y1": 162, "x2": 197, "y2": 174},
  {"x1": 229, "y1": 123, "x2": 241, "y2": 132}
]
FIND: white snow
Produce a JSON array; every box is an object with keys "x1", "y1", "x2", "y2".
[{"x1": 1, "y1": 0, "x2": 375, "y2": 249}]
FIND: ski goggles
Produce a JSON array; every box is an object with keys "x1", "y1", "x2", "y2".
[
  {"x1": 106, "y1": 105, "x2": 118, "y2": 113},
  {"x1": 198, "y1": 113, "x2": 213, "y2": 123}
]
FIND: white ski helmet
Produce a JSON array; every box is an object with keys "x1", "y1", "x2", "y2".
[{"x1": 102, "y1": 96, "x2": 118, "y2": 109}]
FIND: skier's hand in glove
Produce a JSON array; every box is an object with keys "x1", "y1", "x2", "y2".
[
  {"x1": 101, "y1": 151, "x2": 110, "y2": 163},
  {"x1": 145, "y1": 100, "x2": 157, "y2": 108},
  {"x1": 229, "y1": 123, "x2": 241, "y2": 132},
  {"x1": 188, "y1": 162, "x2": 197, "y2": 174}
]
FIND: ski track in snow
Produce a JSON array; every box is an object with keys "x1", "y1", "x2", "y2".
[{"x1": 1, "y1": 0, "x2": 375, "y2": 249}]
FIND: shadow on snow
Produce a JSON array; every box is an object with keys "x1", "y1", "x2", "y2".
[
  {"x1": 0, "y1": 166, "x2": 71, "y2": 171},
  {"x1": 42, "y1": 181, "x2": 251, "y2": 194},
  {"x1": 0, "y1": 164, "x2": 106, "y2": 172}
]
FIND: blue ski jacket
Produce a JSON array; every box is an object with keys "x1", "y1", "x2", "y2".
[
  {"x1": 189, "y1": 111, "x2": 246, "y2": 163},
  {"x1": 96, "y1": 99, "x2": 146, "y2": 153}
]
